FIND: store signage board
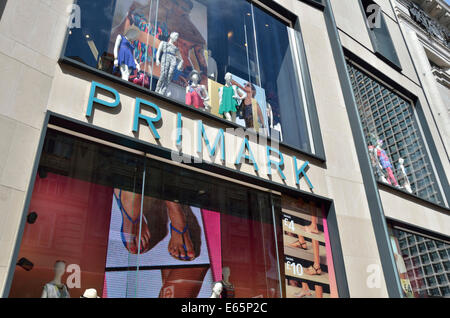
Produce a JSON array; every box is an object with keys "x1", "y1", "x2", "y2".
[{"x1": 85, "y1": 81, "x2": 314, "y2": 190}]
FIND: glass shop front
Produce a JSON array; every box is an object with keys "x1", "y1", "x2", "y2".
[{"x1": 8, "y1": 128, "x2": 339, "y2": 298}]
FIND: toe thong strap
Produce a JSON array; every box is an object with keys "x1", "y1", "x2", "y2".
[{"x1": 170, "y1": 223, "x2": 188, "y2": 234}]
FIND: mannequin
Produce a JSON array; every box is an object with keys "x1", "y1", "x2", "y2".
[
  {"x1": 375, "y1": 139, "x2": 399, "y2": 186},
  {"x1": 185, "y1": 70, "x2": 209, "y2": 110},
  {"x1": 210, "y1": 282, "x2": 223, "y2": 298},
  {"x1": 155, "y1": 32, "x2": 184, "y2": 97},
  {"x1": 41, "y1": 260, "x2": 70, "y2": 298},
  {"x1": 219, "y1": 73, "x2": 245, "y2": 122},
  {"x1": 368, "y1": 144, "x2": 388, "y2": 183},
  {"x1": 114, "y1": 25, "x2": 140, "y2": 81},
  {"x1": 398, "y1": 158, "x2": 413, "y2": 193},
  {"x1": 220, "y1": 266, "x2": 235, "y2": 298}
]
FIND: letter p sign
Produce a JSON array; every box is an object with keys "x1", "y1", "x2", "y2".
[{"x1": 86, "y1": 81, "x2": 120, "y2": 117}]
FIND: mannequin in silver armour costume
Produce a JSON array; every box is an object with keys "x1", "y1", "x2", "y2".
[{"x1": 155, "y1": 32, "x2": 184, "y2": 97}]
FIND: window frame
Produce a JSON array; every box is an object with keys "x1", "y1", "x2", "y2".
[{"x1": 346, "y1": 57, "x2": 450, "y2": 210}]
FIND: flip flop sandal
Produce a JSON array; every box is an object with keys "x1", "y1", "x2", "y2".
[
  {"x1": 307, "y1": 265, "x2": 322, "y2": 275},
  {"x1": 114, "y1": 190, "x2": 149, "y2": 254},
  {"x1": 303, "y1": 226, "x2": 320, "y2": 234},
  {"x1": 170, "y1": 223, "x2": 194, "y2": 261},
  {"x1": 289, "y1": 241, "x2": 308, "y2": 250}
]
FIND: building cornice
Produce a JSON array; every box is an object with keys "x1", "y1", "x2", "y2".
[
  {"x1": 431, "y1": 66, "x2": 450, "y2": 87},
  {"x1": 395, "y1": 2, "x2": 450, "y2": 64}
]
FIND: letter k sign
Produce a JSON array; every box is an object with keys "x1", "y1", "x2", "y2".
[{"x1": 293, "y1": 157, "x2": 314, "y2": 190}]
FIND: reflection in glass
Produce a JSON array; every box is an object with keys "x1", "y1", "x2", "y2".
[
  {"x1": 389, "y1": 225, "x2": 450, "y2": 298},
  {"x1": 63, "y1": 0, "x2": 314, "y2": 153},
  {"x1": 348, "y1": 62, "x2": 444, "y2": 205},
  {"x1": 9, "y1": 129, "x2": 281, "y2": 298}
]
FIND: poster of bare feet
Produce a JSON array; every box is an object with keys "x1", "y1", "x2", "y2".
[
  {"x1": 103, "y1": 190, "x2": 215, "y2": 298},
  {"x1": 281, "y1": 197, "x2": 338, "y2": 298}
]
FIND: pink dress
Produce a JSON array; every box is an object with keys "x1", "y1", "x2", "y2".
[{"x1": 185, "y1": 86, "x2": 205, "y2": 109}]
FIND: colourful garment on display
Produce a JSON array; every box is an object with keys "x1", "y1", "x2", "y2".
[
  {"x1": 243, "y1": 103, "x2": 254, "y2": 128},
  {"x1": 116, "y1": 35, "x2": 136, "y2": 72},
  {"x1": 385, "y1": 167, "x2": 399, "y2": 186},
  {"x1": 377, "y1": 148, "x2": 393, "y2": 169},
  {"x1": 185, "y1": 86, "x2": 205, "y2": 109},
  {"x1": 219, "y1": 85, "x2": 238, "y2": 115},
  {"x1": 43, "y1": 283, "x2": 70, "y2": 298}
]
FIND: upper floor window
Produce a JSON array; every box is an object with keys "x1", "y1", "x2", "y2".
[
  {"x1": 63, "y1": 0, "x2": 317, "y2": 154},
  {"x1": 360, "y1": 0, "x2": 401, "y2": 70},
  {"x1": 348, "y1": 62, "x2": 445, "y2": 206}
]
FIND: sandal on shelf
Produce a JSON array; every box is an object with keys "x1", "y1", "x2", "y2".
[
  {"x1": 288, "y1": 240, "x2": 308, "y2": 250},
  {"x1": 293, "y1": 290, "x2": 313, "y2": 298},
  {"x1": 170, "y1": 223, "x2": 194, "y2": 261},
  {"x1": 303, "y1": 225, "x2": 320, "y2": 234},
  {"x1": 306, "y1": 264, "x2": 322, "y2": 276}
]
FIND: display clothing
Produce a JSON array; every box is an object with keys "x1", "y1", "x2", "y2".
[
  {"x1": 220, "y1": 280, "x2": 235, "y2": 298},
  {"x1": 156, "y1": 41, "x2": 182, "y2": 96},
  {"x1": 385, "y1": 167, "x2": 399, "y2": 186},
  {"x1": 377, "y1": 148, "x2": 392, "y2": 169},
  {"x1": 219, "y1": 85, "x2": 238, "y2": 115},
  {"x1": 115, "y1": 35, "x2": 136, "y2": 73},
  {"x1": 185, "y1": 86, "x2": 205, "y2": 109},
  {"x1": 42, "y1": 283, "x2": 70, "y2": 298},
  {"x1": 377, "y1": 148, "x2": 398, "y2": 186},
  {"x1": 243, "y1": 103, "x2": 254, "y2": 128}
]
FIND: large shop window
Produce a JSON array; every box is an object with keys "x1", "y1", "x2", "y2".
[
  {"x1": 388, "y1": 224, "x2": 450, "y2": 298},
  {"x1": 64, "y1": 0, "x2": 315, "y2": 153},
  {"x1": 9, "y1": 129, "x2": 281, "y2": 298},
  {"x1": 347, "y1": 62, "x2": 445, "y2": 206},
  {"x1": 8, "y1": 129, "x2": 339, "y2": 298}
]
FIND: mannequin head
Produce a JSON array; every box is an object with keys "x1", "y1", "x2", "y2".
[
  {"x1": 212, "y1": 282, "x2": 223, "y2": 294},
  {"x1": 244, "y1": 82, "x2": 256, "y2": 97},
  {"x1": 54, "y1": 260, "x2": 66, "y2": 277},
  {"x1": 222, "y1": 266, "x2": 231, "y2": 281},
  {"x1": 189, "y1": 70, "x2": 200, "y2": 84},
  {"x1": 376, "y1": 139, "x2": 384, "y2": 148},
  {"x1": 125, "y1": 25, "x2": 140, "y2": 42},
  {"x1": 169, "y1": 32, "x2": 179, "y2": 43},
  {"x1": 224, "y1": 72, "x2": 232, "y2": 83}
]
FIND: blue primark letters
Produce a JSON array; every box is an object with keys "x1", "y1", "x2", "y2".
[{"x1": 85, "y1": 81, "x2": 314, "y2": 189}]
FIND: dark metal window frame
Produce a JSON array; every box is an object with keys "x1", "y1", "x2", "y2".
[
  {"x1": 60, "y1": 0, "x2": 327, "y2": 162},
  {"x1": 345, "y1": 48, "x2": 450, "y2": 211}
]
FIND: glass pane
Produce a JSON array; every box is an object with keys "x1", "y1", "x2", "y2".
[
  {"x1": 9, "y1": 129, "x2": 145, "y2": 298},
  {"x1": 103, "y1": 153, "x2": 281, "y2": 298},
  {"x1": 63, "y1": 0, "x2": 315, "y2": 154},
  {"x1": 389, "y1": 226, "x2": 450, "y2": 298},
  {"x1": 347, "y1": 62, "x2": 444, "y2": 205}
]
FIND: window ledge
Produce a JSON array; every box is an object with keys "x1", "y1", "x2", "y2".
[
  {"x1": 59, "y1": 57, "x2": 326, "y2": 164},
  {"x1": 377, "y1": 181, "x2": 450, "y2": 213}
]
